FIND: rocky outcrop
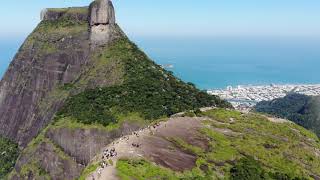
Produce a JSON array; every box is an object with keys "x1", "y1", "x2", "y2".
[
  {"x1": 89, "y1": 0, "x2": 115, "y2": 26},
  {"x1": 0, "y1": 0, "x2": 122, "y2": 147},
  {"x1": 0, "y1": 0, "x2": 134, "y2": 178},
  {"x1": 46, "y1": 122, "x2": 142, "y2": 165},
  {"x1": 89, "y1": 0, "x2": 120, "y2": 46},
  {"x1": 41, "y1": 7, "x2": 88, "y2": 22},
  {"x1": 12, "y1": 141, "x2": 84, "y2": 180},
  {"x1": 9, "y1": 118, "x2": 143, "y2": 178},
  {"x1": 0, "y1": 21, "x2": 90, "y2": 147}
]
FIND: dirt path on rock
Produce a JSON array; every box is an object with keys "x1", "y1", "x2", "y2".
[
  {"x1": 85, "y1": 111, "x2": 294, "y2": 180},
  {"x1": 87, "y1": 127, "x2": 148, "y2": 180},
  {"x1": 86, "y1": 117, "x2": 207, "y2": 180},
  {"x1": 263, "y1": 115, "x2": 291, "y2": 123}
]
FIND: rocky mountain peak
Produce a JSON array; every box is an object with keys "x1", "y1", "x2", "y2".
[
  {"x1": 89, "y1": 0, "x2": 117, "y2": 46},
  {"x1": 89, "y1": 0, "x2": 115, "y2": 26},
  {"x1": 0, "y1": 0, "x2": 124, "y2": 148}
]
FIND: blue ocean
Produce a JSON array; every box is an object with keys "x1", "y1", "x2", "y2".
[
  {"x1": 0, "y1": 38, "x2": 24, "y2": 79},
  {"x1": 1, "y1": 36, "x2": 320, "y2": 89}
]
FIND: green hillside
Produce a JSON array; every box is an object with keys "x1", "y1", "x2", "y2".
[
  {"x1": 55, "y1": 37, "x2": 232, "y2": 126},
  {"x1": 115, "y1": 109, "x2": 320, "y2": 180},
  {"x1": 254, "y1": 93, "x2": 320, "y2": 137}
]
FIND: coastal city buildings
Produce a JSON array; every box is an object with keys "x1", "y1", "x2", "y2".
[{"x1": 207, "y1": 84, "x2": 320, "y2": 112}]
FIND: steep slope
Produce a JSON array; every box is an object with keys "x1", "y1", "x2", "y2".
[
  {"x1": 55, "y1": 37, "x2": 231, "y2": 126},
  {"x1": 0, "y1": 0, "x2": 231, "y2": 179},
  {"x1": 9, "y1": 27, "x2": 231, "y2": 180},
  {"x1": 84, "y1": 109, "x2": 320, "y2": 180},
  {"x1": 0, "y1": 7, "x2": 91, "y2": 147},
  {"x1": 0, "y1": 1, "x2": 124, "y2": 148},
  {"x1": 254, "y1": 93, "x2": 320, "y2": 137}
]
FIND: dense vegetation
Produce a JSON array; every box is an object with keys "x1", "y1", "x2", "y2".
[
  {"x1": 56, "y1": 38, "x2": 231, "y2": 126},
  {"x1": 0, "y1": 137, "x2": 19, "y2": 179},
  {"x1": 199, "y1": 109, "x2": 319, "y2": 179},
  {"x1": 254, "y1": 93, "x2": 320, "y2": 137},
  {"x1": 117, "y1": 159, "x2": 213, "y2": 180},
  {"x1": 230, "y1": 157, "x2": 304, "y2": 180},
  {"x1": 115, "y1": 109, "x2": 320, "y2": 179},
  {"x1": 230, "y1": 156, "x2": 265, "y2": 180}
]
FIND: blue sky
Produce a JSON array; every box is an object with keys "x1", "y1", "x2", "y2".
[{"x1": 1, "y1": 0, "x2": 320, "y2": 40}]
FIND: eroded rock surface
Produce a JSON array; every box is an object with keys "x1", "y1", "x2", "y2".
[
  {"x1": 46, "y1": 122, "x2": 142, "y2": 165},
  {"x1": 89, "y1": 0, "x2": 119, "y2": 46},
  {"x1": 0, "y1": 0, "x2": 121, "y2": 147},
  {"x1": 41, "y1": 7, "x2": 88, "y2": 22},
  {"x1": 0, "y1": 22, "x2": 90, "y2": 147},
  {"x1": 12, "y1": 141, "x2": 84, "y2": 180},
  {"x1": 89, "y1": 0, "x2": 115, "y2": 26}
]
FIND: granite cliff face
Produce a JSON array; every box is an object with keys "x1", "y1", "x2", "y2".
[
  {"x1": 1, "y1": 0, "x2": 129, "y2": 178},
  {"x1": 89, "y1": 0, "x2": 117, "y2": 45},
  {"x1": 0, "y1": 13, "x2": 90, "y2": 147},
  {"x1": 0, "y1": 0, "x2": 120, "y2": 147}
]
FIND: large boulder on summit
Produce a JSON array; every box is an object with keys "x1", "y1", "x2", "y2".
[
  {"x1": 89, "y1": 0, "x2": 119, "y2": 45},
  {"x1": 89, "y1": 0, "x2": 115, "y2": 26}
]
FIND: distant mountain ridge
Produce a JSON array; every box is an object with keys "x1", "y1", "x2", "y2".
[{"x1": 254, "y1": 93, "x2": 320, "y2": 137}]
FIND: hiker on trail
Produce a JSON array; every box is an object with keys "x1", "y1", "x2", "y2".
[
  {"x1": 134, "y1": 131, "x2": 140, "y2": 137},
  {"x1": 103, "y1": 149, "x2": 108, "y2": 156},
  {"x1": 102, "y1": 161, "x2": 107, "y2": 168},
  {"x1": 132, "y1": 143, "x2": 141, "y2": 148},
  {"x1": 98, "y1": 168, "x2": 103, "y2": 177}
]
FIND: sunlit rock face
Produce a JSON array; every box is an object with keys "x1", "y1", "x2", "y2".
[
  {"x1": 40, "y1": 7, "x2": 89, "y2": 22},
  {"x1": 89, "y1": 0, "x2": 118, "y2": 46},
  {"x1": 0, "y1": 7, "x2": 91, "y2": 147},
  {"x1": 0, "y1": 28, "x2": 90, "y2": 147},
  {"x1": 89, "y1": 0, "x2": 115, "y2": 26}
]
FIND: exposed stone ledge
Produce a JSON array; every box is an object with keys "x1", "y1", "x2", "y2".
[
  {"x1": 89, "y1": 0, "x2": 115, "y2": 26},
  {"x1": 40, "y1": 7, "x2": 89, "y2": 22},
  {"x1": 40, "y1": 0, "x2": 118, "y2": 46},
  {"x1": 88, "y1": 0, "x2": 117, "y2": 46}
]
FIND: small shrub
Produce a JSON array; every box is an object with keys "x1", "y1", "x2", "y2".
[
  {"x1": 230, "y1": 156, "x2": 265, "y2": 180},
  {"x1": 0, "y1": 137, "x2": 20, "y2": 179}
]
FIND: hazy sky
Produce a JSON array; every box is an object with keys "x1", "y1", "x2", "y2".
[{"x1": 1, "y1": 0, "x2": 320, "y2": 39}]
